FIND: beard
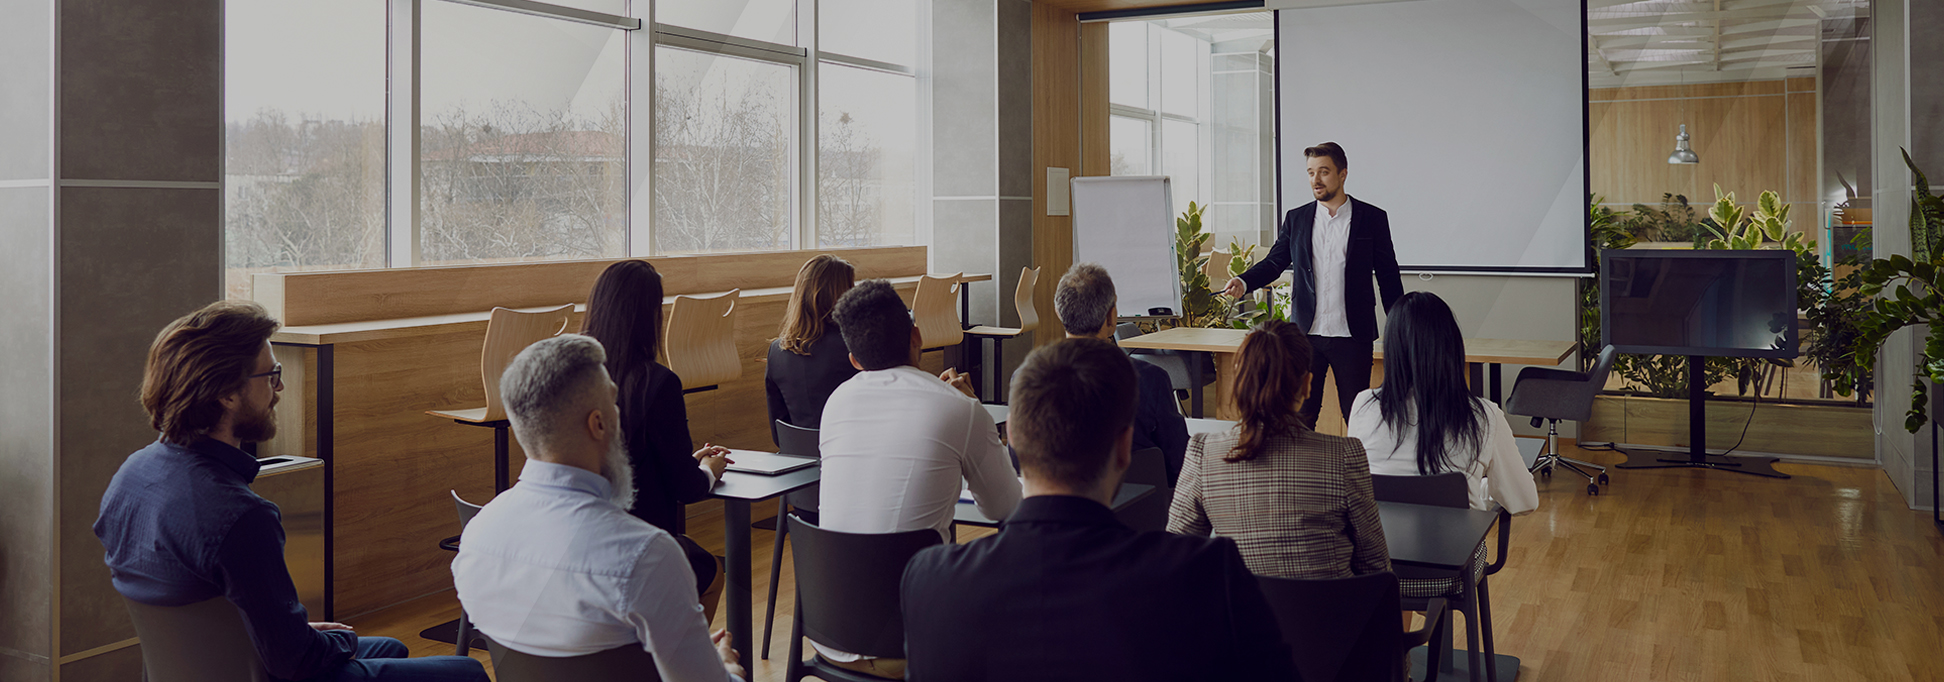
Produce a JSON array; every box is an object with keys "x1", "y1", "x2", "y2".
[
  {"x1": 233, "y1": 394, "x2": 279, "y2": 444},
  {"x1": 1312, "y1": 185, "x2": 1338, "y2": 203},
  {"x1": 601, "y1": 426, "x2": 638, "y2": 511}
]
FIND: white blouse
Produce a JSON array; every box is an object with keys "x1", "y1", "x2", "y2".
[{"x1": 1346, "y1": 389, "x2": 1539, "y2": 514}]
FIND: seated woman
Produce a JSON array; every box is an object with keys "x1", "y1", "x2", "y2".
[
  {"x1": 1346, "y1": 291, "x2": 1539, "y2": 515},
  {"x1": 582, "y1": 259, "x2": 734, "y2": 621},
  {"x1": 1165, "y1": 320, "x2": 1390, "y2": 579},
  {"x1": 765, "y1": 254, "x2": 859, "y2": 441}
]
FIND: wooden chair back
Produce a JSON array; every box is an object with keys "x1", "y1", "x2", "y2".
[
  {"x1": 481, "y1": 305, "x2": 573, "y2": 422},
  {"x1": 1206, "y1": 248, "x2": 1231, "y2": 284},
  {"x1": 1011, "y1": 266, "x2": 1041, "y2": 334},
  {"x1": 125, "y1": 597, "x2": 271, "y2": 682},
  {"x1": 663, "y1": 289, "x2": 742, "y2": 390},
  {"x1": 914, "y1": 273, "x2": 963, "y2": 350}
]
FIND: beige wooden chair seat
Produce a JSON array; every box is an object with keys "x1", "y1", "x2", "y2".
[
  {"x1": 424, "y1": 406, "x2": 492, "y2": 424},
  {"x1": 663, "y1": 289, "x2": 742, "y2": 392},
  {"x1": 963, "y1": 267, "x2": 1041, "y2": 402},
  {"x1": 424, "y1": 304, "x2": 573, "y2": 492}
]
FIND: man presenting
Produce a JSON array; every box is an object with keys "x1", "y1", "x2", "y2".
[{"x1": 1223, "y1": 141, "x2": 1403, "y2": 429}]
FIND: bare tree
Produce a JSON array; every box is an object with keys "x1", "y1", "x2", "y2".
[
  {"x1": 817, "y1": 110, "x2": 883, "y2": 247},
  {"x1": 653, "y1": 78, "x2": 793, "y2": 253}
]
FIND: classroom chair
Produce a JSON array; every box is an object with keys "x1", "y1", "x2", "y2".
[
  {"x1": 125, "y1": 596, "x2": 271, "y2": 682},
  {"x1": 1256, "y1": 572, "x2": 1448, "y2": 682},
  {"x1": 488, "y1": 638, "x2": 660, "y2": 682},
  {"x1": 1371, "y1": 473, "x2": 1513, "y2": 682},
  {"x1": 663, "y1": 289, "x2": 743, "y2": 393},
  {"x1": 784, "y1": 515, "x2": 941, "y2": 682},
  {"x1": 432, "y1": 491, "x2": 487, "y2": 655},
  {"x1": 1505, "y1": 344, "x2": 1617, "y2": 496},
  {"x1": 761, "y1": 419, "x2": 822, "y2": 660},
  {"x1": 1113, "y1": 447, "x2": 1171, "y2": 532},
  {"x1": 961, "y1": 266, "x2": 1041, "y2": 402},
  {"x1": 426, "y1": 305, "x2": 573, "y2": 493},
  {"x1": 913, "y1": 273, "x2": 965, "y2": 359}
]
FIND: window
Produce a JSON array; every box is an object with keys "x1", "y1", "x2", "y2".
[
  {"x1": 222, "y1": 0, "x2": 385, "y2": 299},
  {"x1": 1105, "y1": 13, "x2": 1275, "y2": 250},
  {"x1": 221, "y1": 0, "x2": 928, "y2": 290},
  {"x1": 420, "y1": 0, "x2": 628, "y2": 265}
]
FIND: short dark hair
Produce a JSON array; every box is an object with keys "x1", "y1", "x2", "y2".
[
  {"x1": 141, "y1": 301, "x2": 282, "y2": 444},
  {"x1": 1008, "y1": 338, "x2": 1138, "y2": 490},
  {"x1": 831, "y1": 279, "x2": 913, "y2": 371},
  {"x1": 1054, "y1": 262, "x2": 1116, "y2": 336},
  {"x1": 1304, "y1": 141, "x2": 1348, "y2": 170}
]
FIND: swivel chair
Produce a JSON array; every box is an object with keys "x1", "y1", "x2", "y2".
[{"x1": 1504, "y1": 344, "x2": 1616, "y2": 496}]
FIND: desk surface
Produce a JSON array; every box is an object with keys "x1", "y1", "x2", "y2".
[
  {"x1": 1377, "y1": 501, "x2": 1498, "y2": 570},
  {"x1": 982, "y1": 403, "x2": 1009, "y2": 425},
  {"x1": 1121, "y1": 328, "x2": 1576, "y2": 366},
  {"x1": 271, "y1": 273, "x2": 992, "y2": 346},
  {"x1": 952, "y1": 484, "x2": 1156, "y2": 528},
  {"x1": 1185, "y1": 418, "x2": 1235, "y2": 438},
  {"x1": 712, "y1": 466, "x2": 823, "y2": 502}
]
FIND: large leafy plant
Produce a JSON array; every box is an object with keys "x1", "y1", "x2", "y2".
[
  {"x1": 1174, "y1": 201, "x2": 1233, "y2": 328},
  {"x1": 1850, "y1": 150, "x2": 1944, "y2": 431}
]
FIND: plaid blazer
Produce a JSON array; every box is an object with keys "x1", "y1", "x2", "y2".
[{"x1": 1166, "y1": 425, "x2": 1391, "y2": 579}]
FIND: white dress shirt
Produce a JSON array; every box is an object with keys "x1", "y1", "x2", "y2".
[
  {"x1": 1309, "y1": 198, "x2": 1355, "y2": 338},
  {"x1": 1345, "y1": 390, "x2": 1540, "y2": 514},
  {"x1": 817, "y1": 365, "x2": 1022, "y2": 540},
  {"x1": 453, "y1": 460, "x2": 741, "y2": 682}
]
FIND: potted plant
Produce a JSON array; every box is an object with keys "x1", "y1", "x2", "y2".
[{"x1": 1848, "y1": 150, "x2": 1944, "y2": 431}]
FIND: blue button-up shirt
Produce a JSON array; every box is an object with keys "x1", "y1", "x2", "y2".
[{"x1": 95, "y1": 438, "x2": 355, "y2": 681}]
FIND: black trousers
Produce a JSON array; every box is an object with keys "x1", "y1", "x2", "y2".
[{"x1": 1300, "y1": 335, "x2": 1374, "y2": 430}]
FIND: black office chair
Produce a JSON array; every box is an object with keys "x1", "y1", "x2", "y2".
[
  {"x1": 1371, "y1": 473, "x2": 1513, "y2": 682},
  {"x1": 1113, "y1": 447, "x2": 1171, "y2": 531},
  {"x1": 487, "y1": 638, "x2": 661, "y2": 682},
  {"x1": 1256, "y1": 572, "x2": 1448, "y2": 682},
  {"x1": 762, "y1": 419, "x2": 822, "y2": 660},
  {"x1": 784, "y1": 515, "x2": 942, "y2": 682},
  {"x1": 1506, "y1": 344, "x2": 1617, "y2": 495},
  {"x1": 432, "y1": 491, "x2": 487, "y2": 655},
  {"x1": 126, "y1": 597, "x2": 270, "y2": 682}
]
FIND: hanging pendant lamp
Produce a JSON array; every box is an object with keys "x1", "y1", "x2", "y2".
[{"x1": 1668, "y1": 124, "x2": 1700, "y2": 164}]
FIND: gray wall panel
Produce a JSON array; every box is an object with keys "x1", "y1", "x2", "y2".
[
  {"x1": 995, "y1": 0, "x2": 1033, "y2": 201},
  {"x1": 0, "y1": 0, "x2": 53, "y2": 182},
  {"x1": 58, "y1": 0, "x2": 221, "y2": 182},
  {"x1": 0, "y1": 186, "x2": 56, "y2": 668},
  {"x1": 932, "y1": 0, "x2": 999, "y2": 198}
]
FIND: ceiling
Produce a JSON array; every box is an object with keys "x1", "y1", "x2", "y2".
[{"x1": 1587, "y1": 0, "x2": 1869, "y2": 87}]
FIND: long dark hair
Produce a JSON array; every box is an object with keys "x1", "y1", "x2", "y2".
[
  {"x1": 1228, "y1": 321, "x2": 1313, "y2": 462},
  {"x1": 1376, "y1": 292, "x2": 1485, "y2": 475},
  {"x1": 778, "y1": 254, "x2": 856, "y2": 355},
  {"x1": 582, "y1": 260, "x2": 665, "y2": 387}
]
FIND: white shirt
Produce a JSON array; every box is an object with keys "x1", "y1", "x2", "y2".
[
  {"x1": 453, "y1": 460, "x2": 741, "y2": 682},
  {"x1": 1346, "y1": 390, "x2": 1540, "y2": 514},
  {"x1": 1309, "y1": 198, "x2": 1355, "y2": 338},
  {"x1": 817, "y1": 365, "x2": 1022, "y2": 540}
]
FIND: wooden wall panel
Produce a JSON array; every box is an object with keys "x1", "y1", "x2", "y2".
[
  {"x1": 1031, "y1": 5, "x2": 1082, "y2": 347},
  {"x1": 1080, "y1": 21, "x2": 1110, "y2": 178},
  {"x1": 1588, "y1": 80, "x2": 1785, "y2": 102},
  {"x1": 1589, "y1": 101, "x2": 1620, "y2": 201},
  {"x1": 257, "y1": 246, "x2": 927, "y2": 326},
  {"x1": 1594, "y1": 82, "x2": 1795, "y2": 207},
  {"x1": 1788, "y1": 90, "x2": 1818, "y2": 204}
]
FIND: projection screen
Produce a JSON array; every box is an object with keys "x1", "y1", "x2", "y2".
[{"x1": 1275, "y1": 0, "x2": 1586, "y2": 273}]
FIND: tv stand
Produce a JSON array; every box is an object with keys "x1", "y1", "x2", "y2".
[{"x1": 1615, "y1": 355, "x2": 1790, "y2": 479}]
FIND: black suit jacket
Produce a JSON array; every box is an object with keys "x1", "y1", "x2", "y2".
[
  {"x1": 619, "y1": 362, "x2": 713, "y2": 533},
  {"x1": 1238, "y1": 196, "x2": 1404, "y2": 341},
  {"x1": 901, "y1": 496, "x2": 1296, "y2": 682},
  {"x1": 764, "y1": 330, "x2": 859, "y2": 442}
]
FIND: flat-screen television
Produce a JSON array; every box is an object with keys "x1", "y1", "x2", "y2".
[{"x1": 1600, "y1": 249, "x2": 1799, "y2": 359}]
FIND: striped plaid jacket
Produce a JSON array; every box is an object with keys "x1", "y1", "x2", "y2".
[{"x1": 1166, "y1": 425, "x2": 1392, "y2": 580}]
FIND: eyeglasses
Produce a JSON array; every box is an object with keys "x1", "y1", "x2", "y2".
[{"x1": 248, "y1": 363, "x2": 284, "y2": 390}]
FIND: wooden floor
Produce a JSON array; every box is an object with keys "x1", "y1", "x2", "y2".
[{"x1": 347, "y1": 443, "x2": 1944, "y2": 682}]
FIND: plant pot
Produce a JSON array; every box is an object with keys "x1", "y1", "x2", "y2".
[{"x1": 1582, "y1": 394, "x2": 1872, "y2": 460}]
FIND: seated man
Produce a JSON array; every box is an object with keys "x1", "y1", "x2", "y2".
[
  {"x1": 1052, "y1": 263, "x2": 1190, "y2": 483},
  {"x1": 814, "y1": 279, "x2": 1023, "y2": 678},
  {"x1": 95, "y1": 301, "x2": 487, "y2": 682},
  {"x1": 901, "y1": 339, "x2": 1295, "y2": 682},
  {"x1": 452, "y1": 335, "x2": 744, "y2": 682}
]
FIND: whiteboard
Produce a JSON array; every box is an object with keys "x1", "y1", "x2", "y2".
[{"x1": 1070, "y1": 176, "x2": 1182, "y2": 316}]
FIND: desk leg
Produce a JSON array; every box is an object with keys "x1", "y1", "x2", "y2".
[
  {"x1": 1188, "y1": 351, "x2": 1205, "y2": 419},
  {"x1": 317, "y1": 345, "x2": 335, "y2": 622},
  {"x1": 1489, "y1": 363, "x2": 1503, "y2": 404},
  {"x1": 1468, "y1": 362, "x2": 1484, "y2": 399},
  {"x1": 724, "y1": 499, "x2": 753, "y2": 666},
  {"x1": 493, "y1": 427, "x2": 510, "y2": 494}
]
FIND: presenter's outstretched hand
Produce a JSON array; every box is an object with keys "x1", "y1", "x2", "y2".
[{"x1": 1221, "y1": 277, "x2": 1248, "y2": 299}]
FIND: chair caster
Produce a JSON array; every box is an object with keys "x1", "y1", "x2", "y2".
[
  {"x1": 1587, "y1": 483, "x2": 1600, "y2": 496},
  {"x1": 1598, "y1": 473, "x2": 1610, "y2": 486},
  {"x1": 1540, "y1": 466, "x2": 1553, "y2": 478}
]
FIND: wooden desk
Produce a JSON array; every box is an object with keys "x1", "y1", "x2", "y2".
[
  {"x1": 711, "y1": 466, "x2": 823, "y2": 667},
  {"x1": 1121, "y1": 329, "x2": 1577, "y2": 418}
]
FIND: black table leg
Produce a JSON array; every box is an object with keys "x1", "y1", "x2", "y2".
[
  {"x1": 1489, "y1": 363, "x2": 1503, "y2": 404},
  {"x1": 316, "y1": 344, "x2": 335, "y2": 621},
  {"x1": 1189, "y1": 351, "x2": 1205, "y2": 419},
  {"x1": 493, "y1": 426, "x2": 510, "y2": 493},
  {"x1": 724, "y1": 499, "x2": 753, "y2": 666},
  {"x1": 1468, "y1": 362, "x2": 1484, "y2": 399}
]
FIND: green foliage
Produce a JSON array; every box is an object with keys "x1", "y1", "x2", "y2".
[
  {"x1": 1619, "y1": 193, "x2": 1709, "y2": 246},
  {"x1": 1848, "y1": 150, "x2": 1944, "y2": 430},
  {"x1": 1580, "y1": 196, "x2": 1636, "y2": 369},
  {"x1": 1906, "y1": 149, "x2": 1944, "y2": 263},
  {"x1": 1174, "y1": 202, "x2": 1233, "y2": 328},
  {"x1": 1702, "y1": 185, "x2": 1811, "y2": 253}
]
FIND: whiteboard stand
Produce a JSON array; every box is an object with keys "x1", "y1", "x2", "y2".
[{"x1": 1070, "y1": 176, "x2": 1182, "y2": 319}]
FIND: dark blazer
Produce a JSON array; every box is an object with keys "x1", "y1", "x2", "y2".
[
  {"x1": 764, "y1": 329, "x2": 859, "y2": 442},
  {"x1": 618, "y1": 361, "x2": 713, "y2": 533},
  {"x1": 901, "y1": 495, "x2": 1295, "y2": 682},
  {"x1": 1131, "y1": 355, "x2": 1190, "y2": 484},
  {"x1": 1238, "y1": 196, "x2": 1404, "y2": 341}
]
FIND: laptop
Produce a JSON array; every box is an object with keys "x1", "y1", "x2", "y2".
[{"x1": 723, "y1": 449, "x2": 817, "y2": 476}]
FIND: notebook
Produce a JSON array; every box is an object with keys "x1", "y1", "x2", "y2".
[{"x1": 723, "y1": 450, "x2": 817, "y2": 476}]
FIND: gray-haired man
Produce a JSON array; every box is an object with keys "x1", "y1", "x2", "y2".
[
  {"x1": 453, "y1": 334, "x2": 745, "y2": 682},
  {"x1": 1054, "y1": 263, "x2": 1190, "y2": 484}
]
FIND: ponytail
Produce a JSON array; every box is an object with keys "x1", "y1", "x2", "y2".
[{"x1": 1228, "y1": 321, "x2": 1314, "y2": 462}]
